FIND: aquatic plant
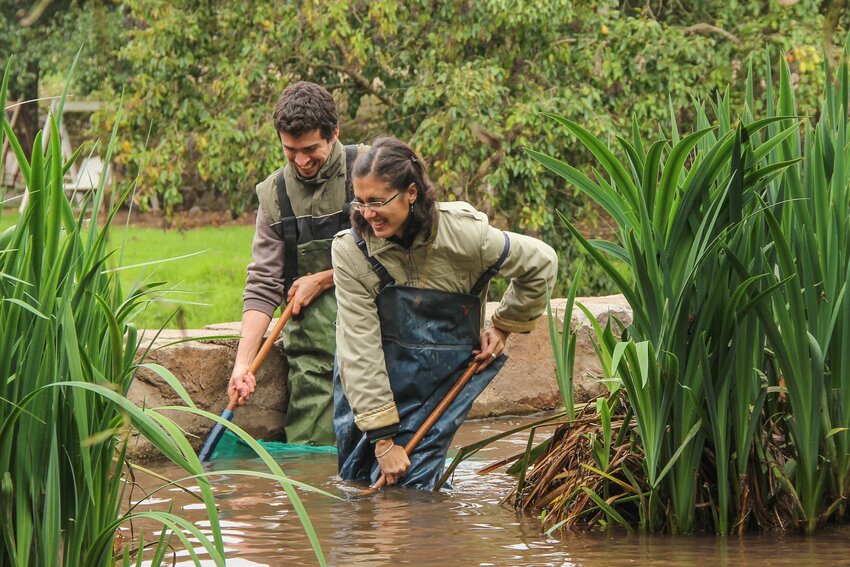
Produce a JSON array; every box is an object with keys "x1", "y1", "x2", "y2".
[
  {"x1": 515, "y1": 34, "x2": 850, "y2": 535},
  {"x1": 546, "y1": 264, "x2": 582, "y2": 420},
  {"x1": 0, "y1": 62, "x2": 330, "y2": 565}
]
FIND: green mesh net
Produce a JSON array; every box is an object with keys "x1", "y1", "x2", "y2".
[{"x1": 211, "y1": 430, "x2": 337, "y2": 460}]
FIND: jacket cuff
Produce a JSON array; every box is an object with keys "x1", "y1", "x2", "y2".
[
  {"x1": 354, "y1": 402, "x2": 400, "y2": 432},
  {"x1": 491, "y1": 311, "x2": 537, "y2": 334},
  {"x1": 366, "y1": 424, "x2": 400, "y2": 443},
  {"x1": 242, "y1": 299, "x2": 277, "y2": 318}
]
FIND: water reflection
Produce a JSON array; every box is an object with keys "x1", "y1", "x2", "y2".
[{"x1": 131, "y1": 417, "x2": 850, "y2": 566}]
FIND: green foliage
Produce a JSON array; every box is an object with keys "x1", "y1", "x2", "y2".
[
  {"x1": 78, "y1": 0, "x2": 843, "y2": 297},
  {"x1": 0, "y1": 2, "x2": 76, "y2": 99},
  {"x1": 751, "y1": 34, "x2": 850, "y2": 532},
  {"x1": 547, "y1": 265, "x2": 581, "y2": 419},
  {"x1": 1, "y1": 2, "x2": 125, "y2": 152}
]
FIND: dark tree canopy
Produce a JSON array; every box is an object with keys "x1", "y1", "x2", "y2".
[{"x1": 4, "y1": 0, "x2": 847, "y2": 294}]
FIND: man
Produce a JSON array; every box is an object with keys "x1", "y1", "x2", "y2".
[{"x1": 228, "y1": 81, "x2": 361, "y2": 445}]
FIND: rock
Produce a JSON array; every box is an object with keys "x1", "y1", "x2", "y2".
[
  {"x1": 470, "y1": 295, "x2": 632, "y2": 418},
  {"x1": 127, "y1": 326, "x2": 288, "y2": 459}
]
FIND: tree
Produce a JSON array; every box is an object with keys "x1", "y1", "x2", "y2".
[
  {"x1": 107, "y1": 0, "x2": 844, "y2": 293},
  {"x1": 1, "y1": 1, "x2": 68, "y2": 157},
  {"x1": 2, "y1": 1, "x2": 126, "y2": 157}
]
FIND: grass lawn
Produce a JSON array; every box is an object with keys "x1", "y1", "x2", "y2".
[
  {"x1": 111, "y1": 224, "x2": 255, "y2": 330},
  {"x1": 0, "y1": 212, "x2": 14, "y2": 232},
  {"x1": 2, "y1": 207, "x2": 256, "y2": 330}
]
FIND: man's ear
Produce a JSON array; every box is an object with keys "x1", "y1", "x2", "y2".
[{"x1": 330, "y1": 126, "x2": 340, "y2": 143}]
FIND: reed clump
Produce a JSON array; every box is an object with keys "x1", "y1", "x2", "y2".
[
  {"x1": 517, "y1": 35, "x2": 850, "y2": 535},
  {"x1": 0, "y1": 61, "x2": 328, "y2": 566}
]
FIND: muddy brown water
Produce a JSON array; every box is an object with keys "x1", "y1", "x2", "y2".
[{"x1": 129, "y1": 417, "x2": 850, "y2": 566}]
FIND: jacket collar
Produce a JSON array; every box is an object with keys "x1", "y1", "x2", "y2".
[
  {"x1": 363, "y1": 206, "x2": 441, "y2": 256},
  {"x1": 291, "y1": 140, "x2": 344, "y2": 185}
]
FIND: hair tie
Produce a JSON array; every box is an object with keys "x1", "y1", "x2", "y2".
[{"x1": 410, "y1": 155, "x2": 418, "y2": 164}]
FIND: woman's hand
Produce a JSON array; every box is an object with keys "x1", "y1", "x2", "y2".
[
  {"x1": 374, "y1": 439, "x2": 410, "y2": 485},
  {"x1": 473, "y1": 326, "x2": 510, "y2": 372}
]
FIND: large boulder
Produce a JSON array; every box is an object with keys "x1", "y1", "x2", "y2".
[
  {"x1": 128, "y1": 326, "x2": 288, "y2": 459},
  {"x1": 470, "y1": 295, "x2": 632, "y2": 418},
  {"x1": 127, "y1": 295, "x2": 632, "y2": 458}
]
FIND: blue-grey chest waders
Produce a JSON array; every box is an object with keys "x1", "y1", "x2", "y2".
[{"x1": 333, "y1": 230, "x2": 510, "y2": 490}]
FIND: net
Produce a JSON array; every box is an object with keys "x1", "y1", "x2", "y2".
[{"x1": 211, "y1": 430, "x2": 337, "y2": 460}]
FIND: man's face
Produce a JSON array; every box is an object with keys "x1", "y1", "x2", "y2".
[{"x1": 279, "y1": 127, "x2": 338, "y2": 179}]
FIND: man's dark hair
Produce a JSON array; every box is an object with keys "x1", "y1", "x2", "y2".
[
  {"x1": 273, "y1": 81, "x2": 339, "y2": 141},
  {"x1": 350, "y1": 137, "x2": 437, "y2": 244}
]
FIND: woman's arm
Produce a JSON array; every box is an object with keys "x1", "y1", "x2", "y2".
[
  {"x1": 331, "y1": 235, "x2": 400, "y2": 438},
  {"x1": 333, "y1": 234, "x2": 412, "y2": 483},
  {"x1": 481, "y1": 226, "x2": 559, "y2": 333}
]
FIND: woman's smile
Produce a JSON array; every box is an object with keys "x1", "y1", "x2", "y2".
[{"x1": 352, "y1": 175, "x2": 416, "y2": 239}]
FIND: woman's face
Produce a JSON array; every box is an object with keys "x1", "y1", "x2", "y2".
[{"x1": 352, "y1": 174, "x2": 417, "y2": 239}]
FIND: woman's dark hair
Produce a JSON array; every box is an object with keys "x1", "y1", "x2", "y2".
[
  {"x1": 350, "y1": 137, "x2": 437, "y2": 242},
  {"x1": 273, "y1": 81, "x2": 338, "y2": 141}
]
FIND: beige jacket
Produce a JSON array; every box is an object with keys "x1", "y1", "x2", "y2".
[{"x1": 331, "y1": 201, "x2": 558, "y2": 433}]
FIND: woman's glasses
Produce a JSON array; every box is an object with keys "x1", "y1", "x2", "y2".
[{"x1": 349, "y1": 189, "x2": 403, "y2": 212}]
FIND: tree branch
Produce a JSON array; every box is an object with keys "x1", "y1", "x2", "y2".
[
  {"x1": 685, "y1": 23, "x2": 740, "y2": 45},
  {"x1": 324, "y1": 41, "x2": 398, "y2": 109},
  {"x1": 822, "y1": 0, "x2": 847, "y2": 61},
  {"x1": 19, "y1": 0, "x2": 54, "y2": 27}
]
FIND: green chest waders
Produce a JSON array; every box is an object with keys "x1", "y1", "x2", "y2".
[
  {"x1": 281, "y1": 238, "x2": 338, "y2": 446},
  {"x1": 274, "y1": 145, "x2": 358, "y2": 446}
]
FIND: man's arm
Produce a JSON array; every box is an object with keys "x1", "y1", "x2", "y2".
[
  {"x1": 228, "y1": 309, "x2": 272, "y2": 405},
  {"x1": 231, "y1": 207, "x2": 283, "y2": 404}
]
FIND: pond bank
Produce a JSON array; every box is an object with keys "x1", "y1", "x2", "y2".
[{"x1": 128, "y1": 295, "x2": 632, "y2": 459}]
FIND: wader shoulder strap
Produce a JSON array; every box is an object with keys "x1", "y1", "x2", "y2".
[
  {"x1": 275, "y1": 172, "x2": 299, "y2": 296},
  {"x1": 470, "y1": 232, "x2": 511, "y2": 296},
  {"x1": 275, "y1": 144, "x2": 359, "y2": 296},
  {"x1": 350, "y1": 227, "x2": 395, "y2": 291}
]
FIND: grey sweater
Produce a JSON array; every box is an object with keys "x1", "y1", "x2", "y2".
[{"x1": 243, "y1": 206, "x2": 286, "y2": 317}]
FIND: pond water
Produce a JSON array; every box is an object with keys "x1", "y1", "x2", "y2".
[{"x1": 130, "y1": 417, "x2": 850, "y2": 566}]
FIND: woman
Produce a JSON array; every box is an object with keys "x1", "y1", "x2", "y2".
[{"x1": 331, "y1": 137, "x2": 557, "y2": 490}]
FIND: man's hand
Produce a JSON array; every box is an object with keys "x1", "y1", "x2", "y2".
[
  {"x1": 287, "y1": 269, "x2": 334, "y2": 315},
  {"x1": 473, "y1": 326, "x2": 510, "y2": 372},
  {"x1": 374, "y1": 438, "x2": 410, "y2": 485},
  {"x1": 228, "y1": 310, "x2": 271, "y2": 406},
  {"x1": 228, "y1": 363, "x2": 256, "y2": 406}
]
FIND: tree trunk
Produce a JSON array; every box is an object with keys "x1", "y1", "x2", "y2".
[
  {"x1": 822, "y1": 0, "x2": 847, "y2": 61},
  {"x1": 8, "y1": 60, "x2": 40, "y2": 160}
]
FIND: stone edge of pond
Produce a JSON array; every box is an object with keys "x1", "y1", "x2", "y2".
[{"x1": 127, "y1": 294, "x2": 631, "y2": 460}]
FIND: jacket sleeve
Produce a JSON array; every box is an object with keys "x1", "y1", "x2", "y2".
[
  {"x1": 481, "y1": 225, "x2": 558, "y2": 333},
  {"x1": 243, "y1": 207, "x2": 286, "y2": 317},
  {"x1": 331, "y1": 235, "x2": 400, "y2": 435}
]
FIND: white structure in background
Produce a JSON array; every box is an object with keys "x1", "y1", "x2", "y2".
[
  {"x1": 63, "y1": 154, "x2": 107, "y2": 204},
  {"x1": 1, "y1": 99, "x2": 109, "y2": 212}
]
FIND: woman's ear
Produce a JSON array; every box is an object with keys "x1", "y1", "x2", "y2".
[{"x1": 407, "y1": 182, "x2": 418, "y2": 204}]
